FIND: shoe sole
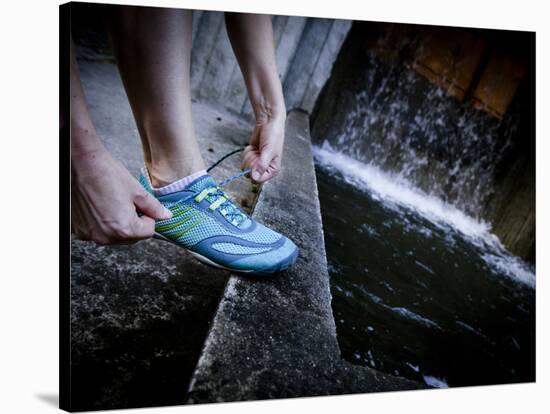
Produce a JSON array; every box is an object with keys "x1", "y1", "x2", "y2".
[{"x1": 153, "y1": 232, "x2": 298, "y2": 276}]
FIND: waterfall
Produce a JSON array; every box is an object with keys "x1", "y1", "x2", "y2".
[{"x1": 323, "y1": 48, "x2": 519, "y2": 220}]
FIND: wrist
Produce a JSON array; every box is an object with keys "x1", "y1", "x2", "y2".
[
  {"x1": 71, "y1": 135, "x2": 109, "y2": 179},
  {"x1": 252, "y1": 93, "x2": 286, "y2": 124},
  {"x1": 71, "y1": 124, "x2": 105, "y2": 160}
]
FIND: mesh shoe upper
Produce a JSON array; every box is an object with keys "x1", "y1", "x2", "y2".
[{"x1": 138, "y1": 169, "x2": 298, "y2": 273}]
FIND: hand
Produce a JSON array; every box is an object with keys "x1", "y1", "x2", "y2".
[
  {"x1": 71, "y1": 147, "x2": 172, "y2": 245},
  {"x1": 241, "y1": 113, "x2": 286, "y2": 183}
]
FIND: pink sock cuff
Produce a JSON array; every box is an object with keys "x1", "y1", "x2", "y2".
[{"x1": 152, "y1": 169, "x2": 207, "y2": 196}]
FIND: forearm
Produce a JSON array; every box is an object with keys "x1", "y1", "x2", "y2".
[
  {"x1": 225, "y1": 13, "x2": 286, "y2": 122},
  {"x1": 70, "y1": 38, "x2": 105, "y2": 158}
]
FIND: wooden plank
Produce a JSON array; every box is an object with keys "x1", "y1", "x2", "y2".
[
  {"x1": 276, "y1": 16, "x2": 308, "y2": 83},
  {"x1": 282, "y1": 18, "x2": 334, "y2": 112},
  {"x1": 191, "y1": 10, "x2": 204, "y2": 42},
  {"x1": 472, "y1": 52, "x2": 524, "y2": 119},
  {"x1": 411, "y1": 28, "x2": 485, "y2": 101},
  {"x1": 300, "y1": 19, "x2": 351, "y2": 112},
  {"x1": 198, "y1": 16, "x2": 239, "y2": 102},
  {"x1": 190, "y1": 11, "x2": 224, "y2": 95},
  {"x1": 272, "y1": 14, "x2": 289, "y2": 48}
]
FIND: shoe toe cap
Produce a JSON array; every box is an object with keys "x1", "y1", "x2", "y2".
[{"x1": 230, "y1": 236, "x2": 299, "y2": 274}]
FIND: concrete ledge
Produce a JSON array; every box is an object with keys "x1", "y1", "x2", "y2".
[
  {"x1": 187, "y1": 110, "x2": 424, "y2": 403},
  {"x1": 72, "y1": 37, "x2": 422, "y2": 410},
  {"x1": 71, "y1": 58, "x2": 264, "y2": 410}
]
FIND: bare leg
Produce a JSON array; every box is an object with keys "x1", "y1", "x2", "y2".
[
  {"x1": 106, "y1": 7, "x2": 204, "y2": 187},
  {"x1": 225, "y1": 13, "x2": 286, "y2": 183},
  {"x1": 70, "y1": 38, "x2": 171, "y2": 245}
]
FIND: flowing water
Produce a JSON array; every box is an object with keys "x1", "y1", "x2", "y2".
[
  {"x1": 318, "y1": 46, "x2": 528, "y2": 220},
  {"x1": 314, "y1": 143, "x2": 535, "y2": 388}
]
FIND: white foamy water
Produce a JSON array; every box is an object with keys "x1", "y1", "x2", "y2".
[
  {"x1": 315, "y1": 142, "x2": 493, "y2": 239},
  {"x1": 423, "y1": 375, "x2": 449, "y2": 388},
  {"x1": 389, "y1": 307, "x2": 442, "y2": 330},
  {"x1": 482, "y1": 253, "x2": 536, "y2": 289},
  {"x1": 314, "y1": 142, "x2": 535, "y2": 288}
]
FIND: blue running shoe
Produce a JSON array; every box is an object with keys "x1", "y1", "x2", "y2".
[{"x1": 138, "y1": 156, "x2": 299, "y2": 276}]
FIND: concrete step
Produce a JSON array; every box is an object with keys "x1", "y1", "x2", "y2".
[
  {"x1": 71, "y1": 59, "x2": 264, "y2": 410},
  {"x1": 73, "y1": 55, "x2": 423, "y2": 409},
  {"x1": 186, "y1": 110, "x2": 424, "y2": 403}
]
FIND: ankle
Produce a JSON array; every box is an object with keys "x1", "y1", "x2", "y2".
[
  {"x1": 149, "y1": 162, "x2": 206, "y2": 188},
  {"x1": 151, "y1": 169, "x2": 207, "y2": 196}
]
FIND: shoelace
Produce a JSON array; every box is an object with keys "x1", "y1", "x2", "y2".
[{"x1": 196, "y1": 147, "x2": 252, "y2": 225}]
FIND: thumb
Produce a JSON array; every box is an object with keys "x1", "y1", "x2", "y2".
[
  {"x1": 133, "y1": 190, "x2": 172, "y2": 220},
  {"x1": 252, "y1": 149, "x2": 272, "y2": 181},
  {"x1": 129, "y1": 215, "x2": 156, "y2": 240}
]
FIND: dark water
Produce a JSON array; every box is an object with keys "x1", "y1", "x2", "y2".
[{"x1": 315, "y1": 156, "x2": 535, "y2": 388}]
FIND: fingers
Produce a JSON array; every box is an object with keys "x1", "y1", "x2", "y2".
[
  {"x1": 133, "y1": 189, "x2": 172, "y2": 220},
  {"x1": 241, "y1": 146, "x2": 257, "y2": 170},
  {"x1": 128, "y1": 215, "x2": 157, "y2": 240},
  {"x1": 95, "y1": 214, "x2": 157, "y2": 245},
  {"x1": 251, "y1": 149, "x2": 273, "y2": 181},
  {"x1": 252, "y1": 165, "x2": 279, "y2": 183},
  {"x1": 241, "y1": 145, "x2": 280, "y2": 183}
]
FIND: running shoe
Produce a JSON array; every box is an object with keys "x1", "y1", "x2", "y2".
[{"x1": 138, "y1": 155, "x2": 299, "y2": 275}]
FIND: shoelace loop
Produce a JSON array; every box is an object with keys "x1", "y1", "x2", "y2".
[{"x1": 199, "y1": 147, "x2": 253, "y2": 225}]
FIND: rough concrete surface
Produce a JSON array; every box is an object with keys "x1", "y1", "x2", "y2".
[
  {"x1": 71, "y1": 28, "x2": 423, "y2": 410},
  {"x1": 187, "y1": 111, "x2": 424, "y2": 404},
  {"x1": 71, "y1": 56, "x2": 259, "y2": 410}
]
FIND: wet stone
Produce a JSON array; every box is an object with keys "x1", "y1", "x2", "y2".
[{"x1": 186, "y1": 111, "x2": 424, "y2": 404}]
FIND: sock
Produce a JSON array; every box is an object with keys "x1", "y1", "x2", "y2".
[{"x1": 152, "y1": 169, "x2": 207, "y2": 196}]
